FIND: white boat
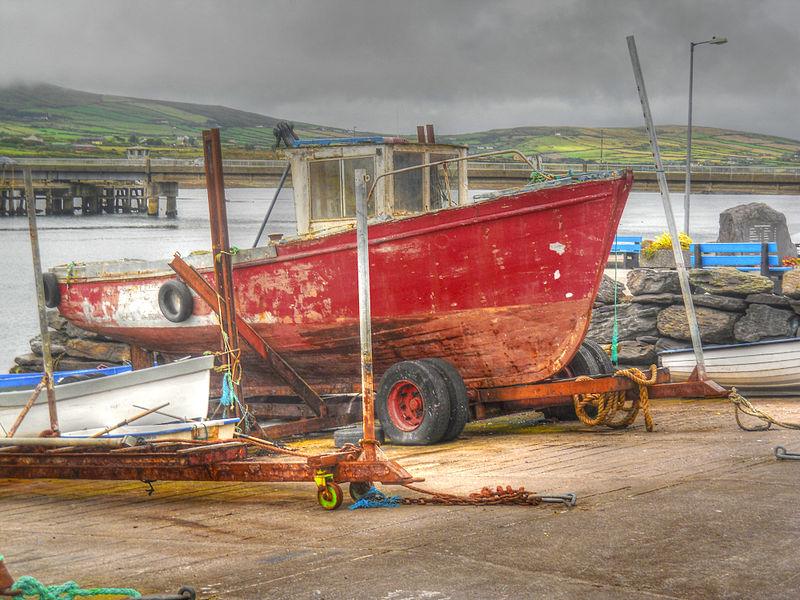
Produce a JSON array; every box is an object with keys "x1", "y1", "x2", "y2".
[
  {"x1": 0, "y1": 355, "x2": 214, "y2": 438},
  {"x1": 61, "y1": 417, "x2": 239, "y2": 443},
  {"x1": 659, "y1": 338, "x2": 800, "y2": 396}
]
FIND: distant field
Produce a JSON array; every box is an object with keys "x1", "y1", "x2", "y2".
[{"x1": 2, "y1": 83, "x2": 799, "y2": 166}]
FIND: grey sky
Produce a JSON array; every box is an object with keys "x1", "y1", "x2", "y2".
[{"x1": 3, "y1": 0, "x2": 799, "y2": 139}]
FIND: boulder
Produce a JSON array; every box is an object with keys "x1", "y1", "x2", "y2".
[
  {"x1": 629, "y1": 293, "x2": 682, "y2": 306},
  {"x1": 65, "y1": 338, "x2": 131, "y2": 363},
  {"x1": 46, "y1": 310, "x2": 67, "y2": 331},
  {"x1": 587, "y1": 303, "x2": 660, "y2": 344},
  {"x1": 627, "y1": 269, "x2": 680, "y2": 296},
  {"x1": 595, "y1": 274, "x2": 628, "y2": 304},
  {"x1": 691, "y1": 294, "x2": 747, "y2": 312},
  {"x1": 781, "y1": 269, "x2": 800, "y2": 299},
  {"x1": 654, "y1": 336, "x2": 691, "y2": 355},
  {"x1": 733, "y1": 304, "x2": 799, "y2": 342},
  {"x1": 689, "y1": 267, "x2": 773, "y2": 297},
  {"x1": 745, "y1": 293, "x2": 791, "y2": 307},
  {"x1": 614, "y1": 340, "x2": 657, "y2": 365},
  {"x1": 657, "y1": 305, "x2": 739, "y2": 344},
  {"x1": 717, "y1": 202, "x2": 796, "y2": 259},
  {"x1": 30, "y1": 331, "x2": 70, "y2": 356}
]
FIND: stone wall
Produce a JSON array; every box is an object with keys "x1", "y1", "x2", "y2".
[
  {"x1": 588, "y1": 267, "x2": 800, "y2": 366},
  {"x1": 11, "y1": 310, "x2": 130, "y2": 373}
]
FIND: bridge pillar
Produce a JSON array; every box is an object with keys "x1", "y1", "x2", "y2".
[
  {"x1": 146, "y1": 181, "x2": 159, "y2": 216},
  {"x1": 160, "y1": 182, "x2": 179, "y2": 218}
]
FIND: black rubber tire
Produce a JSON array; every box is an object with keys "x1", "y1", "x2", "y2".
[
  {"x1": 547, "y1": 342, "x2": 607, "y2": 421},
  {"x1": 349, "y1": 481, "x2": 372, "y2": 501},
  {"x1": 158, "y1": 280, "x2": 194, "y2": 322},
  {"x1": 580, "y1": 339, "x2": 614, "y2": 375},
  {"x1": 376, "y1": 360, "x2": 451, "y2": 446},
  {"x1": 333, "y1": 423, "x2": 385, "y2": 447},
  {"x1": 43, "y1": 272, "x2": 61, "y2": 308},
  {"x1": 57, "y1": 371, "x2": 108, "y2": 385},
  {"x1": 418, "y1": 358, "x2": 469, "y2": 442}
]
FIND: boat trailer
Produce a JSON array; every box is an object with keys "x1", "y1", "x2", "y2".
[{"x1": 0, "y1": 129, "x2": 729, "y2": 509}]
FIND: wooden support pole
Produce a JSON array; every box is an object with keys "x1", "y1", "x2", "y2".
[
  {"x1": 202, "y1": 128, "x2": 243, "y2": 416},
  {"x1": 24, "y1": 167, "x2": 59, "y2": 434}
]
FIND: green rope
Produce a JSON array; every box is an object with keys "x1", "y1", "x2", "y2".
[
  {"x1": 611, "y1": 257, "x2": 619, "y2": 364},
  {"x1": 11, "y1": 575, "x2": 140, "y2": 600}
]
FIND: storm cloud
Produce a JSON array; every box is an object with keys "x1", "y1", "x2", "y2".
[{"x1": 3, "y1": 0, "x2": 799, "y2": 138}]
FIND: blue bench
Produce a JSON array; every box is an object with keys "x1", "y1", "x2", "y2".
[
  {"x1": 610, "y1": 236, "x2": 642, "y2": 268},
  {"x1": 690, "y1": 242, "x2": 792, "y2": 276}
]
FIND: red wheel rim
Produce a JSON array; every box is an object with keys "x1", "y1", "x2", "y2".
[{"x1": 386, "y1": 380, "x2": 425, "y2": 432}]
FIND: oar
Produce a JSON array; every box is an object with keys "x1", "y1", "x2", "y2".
[
  {"x1": 5, "y1": 375, "x2": 49, "y2": 438},
  {"x1": 132, "y1": 404, "x2": 190, "y2": 423},
  {"x1": 89, "y1": 402, "x2": 170, "y2": 438}
]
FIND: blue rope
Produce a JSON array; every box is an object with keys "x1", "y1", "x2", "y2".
[{"x1": 349, "y1": 486, "x2": 403, "y2": 509}]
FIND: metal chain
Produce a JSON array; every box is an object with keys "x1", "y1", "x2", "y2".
[{"x1": 401, "y1": 484, "x2": 575, "y2": 507}]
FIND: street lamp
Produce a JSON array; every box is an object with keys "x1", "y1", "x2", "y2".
[{"x1": 684, "y1": 36, "x2": 727, "y2": 235}]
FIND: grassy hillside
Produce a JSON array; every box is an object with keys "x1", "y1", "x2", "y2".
[
  {"x1": 1, "y1": 83, "x2": 799, "y2": 165},
  {"x1": 440, "y1": 125, "x2": 800, "y2": 166}
]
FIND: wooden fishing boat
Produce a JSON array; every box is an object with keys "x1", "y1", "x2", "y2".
[
  {"x1": 659, "y1": 338, "x2": 800, "y2": 396},
  {"x1": 0, "y1": 355, "x2": 213, "y2": 437},
  {"x1": 42, "y1": 139, "x2": 633, "y2": 443}
]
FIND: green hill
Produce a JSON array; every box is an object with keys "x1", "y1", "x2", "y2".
[{"x1": 1, "y1": 83, "x2": 799, "y2": 165}]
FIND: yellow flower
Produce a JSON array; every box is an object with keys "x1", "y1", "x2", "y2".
[{"x1": 642, "y1": 232, "x2": 693, "y2": 259}]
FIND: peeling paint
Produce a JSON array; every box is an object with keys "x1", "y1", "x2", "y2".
[
  {"x1": 549, "y1": 242, "x2": 566, "y2": 255},
  {"x1": 554, "y1": 270, "x2": 561, "y2": 280}
]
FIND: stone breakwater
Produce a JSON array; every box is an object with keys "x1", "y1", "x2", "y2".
[
  {"x1": 589, "y1": 267, "x2": 800, "y2": 366},
  {"x1": 10, "y1": 311, "x2": 130, "y2": 373}
]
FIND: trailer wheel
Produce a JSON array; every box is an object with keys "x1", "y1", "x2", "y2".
[
  {"x1": 418, "y1": 358, "x2": 469, "y2": 442},
  {"x1": 349, "y1": 481, "x2": 372, "y2": 501},
  {"x1": 547, "y1": 341, "x2": 610, "y2": 421},
  {"x1": 158, "y1": 280, "x2": 194, "y2": 322},
  {"x1": 317, "y1": 481, "x2": 343, "y2": 510},
  {"x1": 376, "y1": 360, "x2": 451, "y2": 445}
]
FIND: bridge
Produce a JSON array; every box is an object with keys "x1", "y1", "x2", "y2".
[{"x1": 2, "y1": 157, "x2": 798, "y2": 216}]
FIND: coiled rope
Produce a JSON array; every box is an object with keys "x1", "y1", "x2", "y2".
[{"x1": 573, "y1": 365, "x2": 658, "y2": 431}]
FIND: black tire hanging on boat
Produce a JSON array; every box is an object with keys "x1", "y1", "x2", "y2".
[
  {"x1": 42, "y1": 272, "x2": 61, "y2": 308},
  {"x1": 376, "y1": 360, "x2": 451, "y2": 446},
  {"x1": 158, "y1": 280, "x2": 194, "y2": 323},
  {"x1": 418, "y1": 358, "x2": 470, "y2": 442}
]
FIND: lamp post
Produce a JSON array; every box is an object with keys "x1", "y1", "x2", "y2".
[{"x1": 684, "y1": 36, "x2": 727, "y2": 235}]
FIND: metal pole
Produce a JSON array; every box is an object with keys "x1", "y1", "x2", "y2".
[
  {"x1": 252, "y1": 163, "x2": 291, "y2": 248},
  {"x1": 355, "y1": 168, "x2": 376, "y2": 460},
  {"x1": 684, "y1": 43, "x2": 695, "y2": 235},
  {"x1": 627, "y1": 35, "x2": 706, "y2": 377}
]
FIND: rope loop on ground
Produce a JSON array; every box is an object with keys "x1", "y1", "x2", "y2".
[
  {"x1": 573, "y1": 365, "x2": 657, "y2": 431},
  {"x1": 729, "y1": 388, "x2": 800, "y2": 431},
  {"x1": 11, "y1": 575, "x2": 140, "y2": 600}
]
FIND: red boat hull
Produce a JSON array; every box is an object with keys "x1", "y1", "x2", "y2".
[{"x1": 53, "y1": 171, "x2": 633, "y2": 394}]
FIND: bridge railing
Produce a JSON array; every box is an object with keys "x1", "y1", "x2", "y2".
[{"x1": 10, "y1": 157, "x2": 800, "y2": 176}]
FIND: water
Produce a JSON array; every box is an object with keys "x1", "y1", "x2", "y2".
[{"x1": 2, "y1": 187, "x2": 798, "y2": 371}]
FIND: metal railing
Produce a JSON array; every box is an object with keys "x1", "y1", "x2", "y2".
[{"x1": 9, "y1": 157, "x2": 800, "y2": 176}]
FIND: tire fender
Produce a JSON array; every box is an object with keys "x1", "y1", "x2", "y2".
[
  {"x1": 158, "y1": 280, "x2": 194, "y2": 323},
  {"x1": 43, "y1": 272, "x2": 61, "y2": 308}
]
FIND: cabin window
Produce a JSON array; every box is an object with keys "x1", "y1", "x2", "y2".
[
  {"x1": 429, "y1": 153, "x2": 460, "y2": 209},
  {"x1": 393, "y1": 152, "x2": 424, "y2": 214},
  {"x1": 309, "y1": 157, "x2": 375, "y2": 220}
]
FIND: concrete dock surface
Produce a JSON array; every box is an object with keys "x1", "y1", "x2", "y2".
[{"x1": 3, "y1": 396, "x2": 800, "y2": 599}]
